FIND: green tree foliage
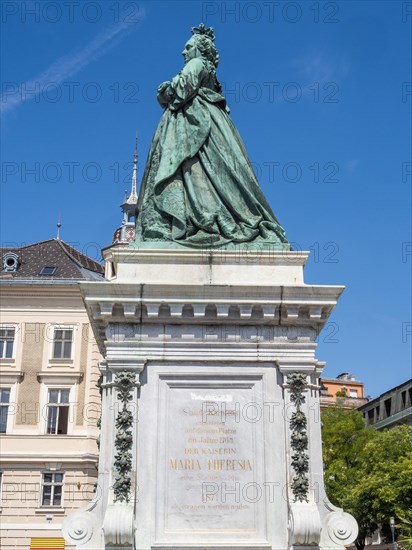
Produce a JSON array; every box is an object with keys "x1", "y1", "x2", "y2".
[
  {"x1": 321, "y1": 407, "x2": 412, "y2": 550},
  {"x1": 397, "y1": 509, "x2": 412, "y2": 550}
]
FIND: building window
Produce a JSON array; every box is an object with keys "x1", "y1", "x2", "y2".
[
  {"x1": 2, "y1": 252, "x2": 20, "y2": 272},
  {"x1": 0, "y1": 328, "x2": 15, "y2": 359},
  {"x1": 376, "y1": 405, "x2": 380, "y2": 421},
  {"x1": 401, "y1": 391, "x2": 406, "y2": 408},
  {"x1": 41, "y1": 472, "x2": 64, "y2": 506},
  {"x1": 349, "y1": 389, "x2": 358, "y2": 397},
  {"x1": 52, "y1": 329, "x2": 72, "y2": 359},
  {"x1": 0, "y1": 388, "x2": 11, "y2": 433},
  {"x1": 384, "y1": 398, "x2": 392, "y2": 418},
  {"x1": 40, "y1": 266, "x2": 57, "y2": 276},
  {"x1": 46, "y1": 389, "x2": 70, "y2": 434},
  {"x1": 367, "y1": 409, "x2": 374, "y2": 424}
]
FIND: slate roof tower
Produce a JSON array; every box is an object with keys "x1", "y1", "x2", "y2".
[{"x1": 112, "y1": 134, "x2": 139, "y2": 244}]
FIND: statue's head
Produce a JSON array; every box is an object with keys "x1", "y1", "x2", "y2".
[{"x1": 182, "y1": 24, "x2": 219, "y2": 68}]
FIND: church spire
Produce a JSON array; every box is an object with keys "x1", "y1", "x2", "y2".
[
  {"x1": 126, "y1": 131, "x2": 139, "y2": 204},
  {"x1": 111, "y1": 133, "x2": 139, "y2": 245},
  {"x1": 123, "y1": 131, "x2": 139, "y2": 211}
]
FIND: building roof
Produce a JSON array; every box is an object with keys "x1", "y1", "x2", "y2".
[
  {"x1": 358, "y1": 378, "x2": 412, "y2": 410},
  {"x1": 357, "y1": 378, "x2": 412, "y2": 430},
  {"x1": 0, "y1": 239, "x2": 104, "y2": 282},
  {"x1": 321, "y1": 377, "x2": 364, "y2": 386}
]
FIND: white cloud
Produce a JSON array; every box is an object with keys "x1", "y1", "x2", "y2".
[
  {"x1": 1, "y1": 15, "x2": 144, "y2": 114},
  {"x1": 288, "y1": 51, "x2": 351, "y2": 100}
]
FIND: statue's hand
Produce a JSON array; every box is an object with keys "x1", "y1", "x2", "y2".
[
  {"x1": 157, "y1": 81, "x2": 170, "y2": 93},
  {"x1": 157, "y1": 81, "x2": 173, "y2": 108}
]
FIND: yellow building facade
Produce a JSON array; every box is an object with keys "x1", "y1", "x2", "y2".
[{"x1": 0, "y1": 240, "x2": 103, "y2": 550}]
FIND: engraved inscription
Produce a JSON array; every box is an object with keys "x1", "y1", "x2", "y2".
[{"x1": 160, "y1": 384, "x2": 263, "y2": 533}]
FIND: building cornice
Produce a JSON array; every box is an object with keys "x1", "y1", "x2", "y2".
[
  {"x1": 0, "y1": 371, "x2": 24, "y2": 384},
  {"x1": 36, "y1": 371, "x2": 84, "y2": 383},
  {"x1": 0, "y1": 282, "x2": 83, "y2": 296},
  {"x1": 371, "y1": 407, "x2": 412, "y2": 429},
  {"x1": 0, "y1": 453, "x2": 98, "y2": 463}
]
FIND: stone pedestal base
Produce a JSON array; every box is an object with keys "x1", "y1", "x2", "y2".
[{"x1": 63, "y1": 247, "x2": 357, "y2": 550}]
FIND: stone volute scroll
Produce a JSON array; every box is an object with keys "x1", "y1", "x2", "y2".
[
  {"x1": 285, "y1": 371, "x2": 322, "y2": 547},
  {"x1": 63, "y1": 370, "x2": 138, "y2": 549},
  {"x1": 102, "y1": 370, "x2": 137, "y2": 547}
]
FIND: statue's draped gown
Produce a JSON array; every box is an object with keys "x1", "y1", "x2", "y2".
[{"x1": 135, "y1": 57, "x2": 289, "y2": 248}]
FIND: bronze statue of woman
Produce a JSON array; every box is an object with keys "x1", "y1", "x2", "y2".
[{"x1": 135, "y1": 24, "x2": 290, "y2": 249}]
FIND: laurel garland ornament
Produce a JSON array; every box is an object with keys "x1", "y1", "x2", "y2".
[
  {"x1": 113, "y1": 371, "x2": 136, "y2": 503},
  {"x1": 287, "y1": 372, "x2": 309, "y2": 502}
]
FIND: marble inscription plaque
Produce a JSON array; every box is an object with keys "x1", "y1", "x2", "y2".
[{"x1": 156, "y1": 375, "x2": 266, "y2": 542}]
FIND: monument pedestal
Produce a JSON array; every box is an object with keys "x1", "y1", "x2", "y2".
[{"x1": 63, "y1": 246, "x2": 358, "y2": 550}]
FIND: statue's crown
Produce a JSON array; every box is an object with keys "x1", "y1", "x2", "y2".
[{"x1": 191, "y1": 23, "x2": 215, "y2": 42}]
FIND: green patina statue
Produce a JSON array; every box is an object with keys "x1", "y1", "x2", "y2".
[{"x1": 135, "y1": 24, "x2": 290, "y2": 249}]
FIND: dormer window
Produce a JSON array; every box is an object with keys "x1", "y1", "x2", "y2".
[
  {"x1": 2, "y1": 252, "x2": 20, "y2": 272},
  {"x1": 40, "y1": 266, "x2": 57, "y2": 276}
]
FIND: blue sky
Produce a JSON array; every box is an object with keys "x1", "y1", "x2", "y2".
[{"x1": 1, "y1": 1, "x2": 411, "y2": 398}]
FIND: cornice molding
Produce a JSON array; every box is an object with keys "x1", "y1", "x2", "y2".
[{"x1": 36, "y1": 372, "x2": 84, "y2": 383}]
